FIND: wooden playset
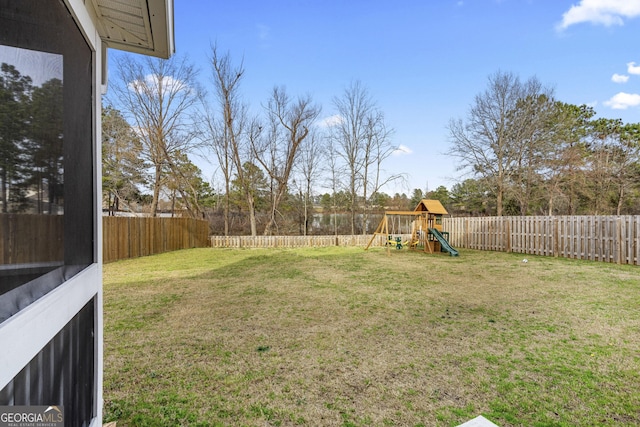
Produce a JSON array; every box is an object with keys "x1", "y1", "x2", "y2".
[{"x1": 365, "y1": 199, "x2": 459, "y2": 256}]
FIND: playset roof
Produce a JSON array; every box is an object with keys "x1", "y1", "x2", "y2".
[{"x1": 414, "y1": 199, "x2": 448, "y2": 215}]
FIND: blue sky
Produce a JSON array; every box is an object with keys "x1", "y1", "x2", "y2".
[{"x1": 123, "y1": 0, "x2": 640, "y2": 194}]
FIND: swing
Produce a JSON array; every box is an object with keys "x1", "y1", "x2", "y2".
[
  {"x1": 386, "y1": 215, "x2": 399, "y2": 247},
  {"x1": 389, "y1": 216, "x2": 410, "y2": 249},
  {"x1": 365, "y1": 200, "x2": 457, "y2": 256},
  {"x1": 365, "y1": 212, "x2": 421, "y2": 252}
]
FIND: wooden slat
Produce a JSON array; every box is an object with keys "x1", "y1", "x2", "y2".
[
  {"x1": 10, "y1": 214, "x2": 640, "y2": 266},
  {"x1": 0, "y1": 214, "x2": 63, "y2": 264},
  {"x1": 101, "y1": 217, "x2": 209, "y2": 263},
  {"x1": 443, "y1": 215, "x2": 640, "y2": 266}
]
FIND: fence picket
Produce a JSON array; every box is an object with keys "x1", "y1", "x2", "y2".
[
  {"x1": 102, "y1": 217, "x2": 209, "y2": 263},
  {"x1": 443, "y1": 215, "x2": 640, "y2": 266},
  {"x1": 209, "y1": 234, "x2": 416, "y2": 250},
  {"x1": 7, "y1": 214, "x2": 627, "y2": 265},
  {"x1": 207, "y1": 215, "x2": 640, "y2": 266}
]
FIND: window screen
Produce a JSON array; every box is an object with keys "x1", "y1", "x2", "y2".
[{"x1": 0, "y1": 0, "x2": 94, "y2": 321}]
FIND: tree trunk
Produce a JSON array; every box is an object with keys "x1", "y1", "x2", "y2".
[
  {"x1": 224, "y1": 181, "x2": 230, "y2": 236},
  {"x1": 151, "y1": 164, "x2": 161, "y2": 217},
  {"x1": 496, "y1": 186, "x2": 503, "y2": 217},
  {"x1": 303, "y1": 193, "x2": 309, "y2": 236},
  {"x1": 263, "y1": 182, "x2": 287, "y2": 235},
  {"x1": 617, "y1": 186, "x2": 624, "y2": 215},
  {"x1": 362, "y1": 187, "x2": 368, "y2": 235},
  {"x1": 350, "y1": 173, "x2": 356, "y2": 235},
  {"x1": 264, "y1": 214, "x2": 275, "y2": 235},
  {"x1": 247, "y1": 192, "x2": 257, "y2": 236},
  {"x1": 264, "y1": 203, "x2": 278, "y2": 236}
]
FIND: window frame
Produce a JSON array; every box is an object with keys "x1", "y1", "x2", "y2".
[{"x1": 0, "y1": 0, "x2": 96, "y2": 311}]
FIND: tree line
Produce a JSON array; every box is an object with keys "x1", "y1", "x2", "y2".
[
  {"x1": 1, "y1": 63, "x2": 63, "y2": 215},
  {"x1": 102, "y1": 52, "x2": 640, "y2": 236},
  {"x1": 447, "y1": 71, "x2": 640, "y2": 217},
  {"x1": 103, "y1": 46, "x2": 401, "y2": 235}
]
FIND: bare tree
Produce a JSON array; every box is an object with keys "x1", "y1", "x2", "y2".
[
  {"x1": 330, "y1": 81, "x2": 373, "y2": 234},
  {"x1": 294, "y1": 127, "x2": 325, "y2": 235},
  {"x1": 241, "y1": 119, "x2": 264, "y2": 235},
  {"x1": 108, "y1": 54, "x2": 203, "y2": 217},
  {"x1": 202, "y1": 45, "x2": 254, "y2": 234},
  {"x1": 360, "y1": 110, "x2": 399, "y2": 233},
  {"x1": 329, "y1": 81, "x2": 399, "y2": 234},
  {"x1": 507, "y1": 93, "x2": 555, "y2": 215},
  {"x1": 447, "y1": 71, "x2": 553, "y2": 216},
  {"x1": 323, "y1": 133, "x2": 344, "y2": 237},
  {"x1": 253, "y1": 86, "x2": 320, "y2": 235}
]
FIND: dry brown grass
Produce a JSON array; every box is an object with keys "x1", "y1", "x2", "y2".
[{"x1": 103, "y1": 247, "x2": 640, "y2": 426}]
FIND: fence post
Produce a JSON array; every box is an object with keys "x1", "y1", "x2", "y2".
[
  {"x1": 553, "y1": 217, "x2": 559, "y2": 258},
  {"x1": 617, "y1": 217, "x2": 622, "y2": 264},
  {"x1": 636, "y1": 217, "x2": 640, "y2": 266},
  {"x1": 464, "y1": 218, "x2": 468, "y2": 249}
]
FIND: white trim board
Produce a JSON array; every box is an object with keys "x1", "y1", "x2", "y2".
[{"x1": 0, "y1": 264, "x2": 100, "y2": 388}]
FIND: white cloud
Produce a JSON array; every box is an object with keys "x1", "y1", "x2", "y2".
[
  {"x1": 392, "y1": 144, "x2": 413, "y2": 156},
  {"x1": 128, "y1": 74, "x2": 188, "y2": 96},
  {"x1": 317, "y1": 114, "x2": 344, "y2": 128},
  {"x1": 558, "y1": 0, "x2": 640, "y2": 30},
  {"x1": 627, "y1": 61, "x2": 640, "y2": 75},
  {"x1": 612, "y1": 73, "x2": 629, "y2": 83},
  {"x1": 603, "y1": 92, "x2": 640, "y2": 109}
]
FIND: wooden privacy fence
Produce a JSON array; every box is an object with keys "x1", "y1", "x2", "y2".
[
  {"x1": 0, "y1": 214, "x2": 64, "y2": 264},
  {"x1": 444, "y1": 216, "x2": 640, "y2": 265},
  {"x1": 210, "y1": 234, "x2": 394, "y2": 249},
  {"x1": 103, "y1": 217, "x2": 209, "y2": 263}
]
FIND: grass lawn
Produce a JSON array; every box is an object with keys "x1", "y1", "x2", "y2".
[{"x1": 103, "y1": 247, "x2": 640, "y2": 426}]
